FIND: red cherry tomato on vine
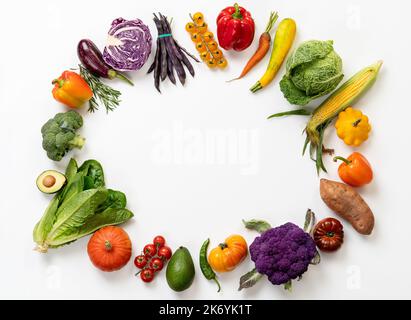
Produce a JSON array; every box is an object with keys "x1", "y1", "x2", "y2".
[
  {"x1": 158, "y1": 246, "x2": 172, "y2": 260},
  {"x1": 144, "y1": 244, "x2": 157, "y2": 258},
  {"x1": 153, "y1": 235, "x2": 166, "y2": 248},
  {"x1": 134, "y1": 255, "x2": 147, "y2": 269},
  {"x1": 140, "y1": 269, "x2": 155, "y2": 283},
  {"x1": 150, "y1": 257, "x2": 164, "y2": 272}
]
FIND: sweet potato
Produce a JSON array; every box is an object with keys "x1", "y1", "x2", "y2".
[{"x1": 320, "y1": 179, "x2": 374, "y2": 235}]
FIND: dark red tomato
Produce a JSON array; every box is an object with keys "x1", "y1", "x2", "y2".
[
  {"x1": 158, "y1": 246, "x2": 172, "y2": 260},
  {"x1": 143, "y1": 244, "x2": 157, "y2": 258},
  {"x1": 150, "y1": 257, "x2": 164, "y2": 272},
  {"x1": 134, "y1": 255, "x2": 147, "y2": 269},
  {"x1": 140, "y1": 269, "x2": 155, "y2": 283},
  {"x1": 313, "y1": 218, "x2": 344, "y2": 252},
  {"x1": 153, "y1": 235, "x2": 166, "y2": 248}
]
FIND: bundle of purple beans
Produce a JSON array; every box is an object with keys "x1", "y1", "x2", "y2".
[{"x1": 148, "y1": 13, "x2": 199, "y2": 92}]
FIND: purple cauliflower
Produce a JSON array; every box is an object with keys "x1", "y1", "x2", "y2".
[{"x1": 249, "y1": 222, "x2": 317, "y2": 285}]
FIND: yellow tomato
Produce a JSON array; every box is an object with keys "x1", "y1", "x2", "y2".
[
  {"x1": 192, "y1": 12, "x2": 204, "y2": 24},
  {"x1": 185, "y1": 22, "x2": 196, "y2": 33},
  {"x1": 191, "y1": 33, "x2": 202, "y2": 43},
  {"x1": 197, "y1": 22, "x2": 208, "y2": 33},
  {"x1": 196, "y1": 42, "x2": 207, "y2": 53},
  {"x1": 206, "y1": 58, "x2": 217, "y2": 68},
  {"x1": 200, "y1": 51, "x2": 211, "y2": 61},
  {"x1": 212, "y1": 50, "x2": 223, "y2": 59},
  {"x1": 203, "y1": 32, "x2": 214, "y2": 42},
  {"x1": 217, "y1": 58, "x2": 228, "y2": 68},
  {"x1": 207, "y1": 41, "x2": 218, "y2": 51}
]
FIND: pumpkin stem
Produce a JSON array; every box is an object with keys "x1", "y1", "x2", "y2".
[
  {"x1": 218, "y1": 243, "x2": 228, "y2": 250},
  {"x1": 105, "y1": 240, "x2": 113, "y2": 251}
]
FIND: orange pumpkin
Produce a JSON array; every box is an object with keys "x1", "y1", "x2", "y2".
[
  {"x1": 208, "y1": 235, "x2": 248, "y2": 273},
  {"x1": 87, "y1": 226, "x2": 132, "y2": 272}
]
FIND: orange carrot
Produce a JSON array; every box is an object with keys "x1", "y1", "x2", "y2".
[{"x1": 229, "y1": 12, "x2": 279, "y2": 82}]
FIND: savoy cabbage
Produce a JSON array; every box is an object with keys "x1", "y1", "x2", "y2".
[{"x1": 280, "y1": 40, "x2": 343, "y2": 106}]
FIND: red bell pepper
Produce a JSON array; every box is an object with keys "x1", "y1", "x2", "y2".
[{"x1": 217, "y1": 3, "x2": 255, "y2": 51}]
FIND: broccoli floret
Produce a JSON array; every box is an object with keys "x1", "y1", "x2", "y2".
[
  {"x1": 41, "y1": 110, "x2": 85, "y2": 161},
  {"x1": 249, "y1": 222, "x2": 317, "y2": 285}
]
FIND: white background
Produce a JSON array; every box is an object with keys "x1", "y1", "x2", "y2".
[{"x1": 1, "y1": 0, "x2": 410, "y2": 300}]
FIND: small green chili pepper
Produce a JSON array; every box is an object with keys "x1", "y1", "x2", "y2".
[{"x1": 199, "y1": 238, "x2": 221, "y2": 292}]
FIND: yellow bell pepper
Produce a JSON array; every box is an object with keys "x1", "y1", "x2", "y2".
[{"x1": 335, "y1": 107, "x2": 371, "y2": 146}]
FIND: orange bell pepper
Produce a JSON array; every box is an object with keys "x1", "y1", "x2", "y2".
[
  {"x1": 52, "y1": 71, "x2": 93, "y2": 108},
  {"x1": 333, "y1": 152, "x2": 373, "y2": 187}
]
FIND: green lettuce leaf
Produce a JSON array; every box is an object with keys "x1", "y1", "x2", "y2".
[
  {"x1": 49, "y1": 208, "x2": 133, "y2": 248},
  {"x1": 97, "y1": 189, "x2": 127, "y2": 212},
  {"x1": 45, "y1": 188, "x2": 108, "y2": 246},
  {"x1": 78, "y1": 160, "x2": 105, "y2": 189},
  {"x1": 65, "y1": 158, "x2": 78, "y2": 182},
  {"x1": 33, "y1": 196, "x2": 60, "y2": 246}
]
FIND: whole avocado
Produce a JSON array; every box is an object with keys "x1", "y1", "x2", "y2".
[{"x1": 166, "y1": 246, "x2": 195, "y2": 292}]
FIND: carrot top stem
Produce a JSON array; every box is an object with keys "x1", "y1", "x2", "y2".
[{"x1": 265, "y1": 12, "x2": 279, "y2": 33}]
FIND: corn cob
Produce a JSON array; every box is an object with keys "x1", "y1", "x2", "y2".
[{"x1": 306, "y1": 60, "x2": 383, "y2": 147}]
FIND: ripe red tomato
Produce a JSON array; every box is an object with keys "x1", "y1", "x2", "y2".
[
  {"x1": 140, "y1": 269, "x2": 155, "y2": 283},
  {"x1": 153, "y1": 235, "x2": 166, "y2": 248},
  {"x1": 143, "y1": 244, "x2": 157, "y2": 258},
  {"x1": 134, "y1": 255, "x2": 147, "y2": 269},
  {"x1": 158, "y1": 246, "x2": 172, "y2": 260},
  {"x1": 150, "y1": 257, "x2": 164, "y2": 272},
  {"x1": 313, "y1": 218, "x2": 344, "y2": 252}
]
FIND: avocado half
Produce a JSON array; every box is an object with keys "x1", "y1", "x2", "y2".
[{"x1": 36, "y1": 170, "x2": 66, "y2": 194}]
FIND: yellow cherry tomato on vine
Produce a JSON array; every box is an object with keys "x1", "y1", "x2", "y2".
[
  {"x1": 191, "y1": 33, "x2": 201, "y2": 43},
  {"x1": 185, "y1": 22, "x2": 196, "y2": 33},
  {"x1": 192, "y1": 12, "x2": 204, "y2": 24},
  {"x1": 196, "y1": 42, "x2": 207, "y2": 52},
  {"x1": 206, "y1": 59, "x2": 217, "y2": 68},
  {"x1": 200, "y1": 51, "x2": 211, "y2": 61},
  {"x1": 203, "y1": 32, "x2": 214, "y2": 42},
  {"x1": 217, "y1": 58, "x2": 228, "y2": 68},
  {"x1": 196, "y1": 22, "x2": 208, "y2": 33},
  {"x1": 212, "y1": 50, "x2": 223, "y2": 59},
  {"x1": 207, "y1": 41, "x2": 218, "y2": 51}
]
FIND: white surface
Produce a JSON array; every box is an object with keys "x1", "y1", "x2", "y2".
[{"x1": 1, "y1": 0, "x2": 410, "y2": 300}]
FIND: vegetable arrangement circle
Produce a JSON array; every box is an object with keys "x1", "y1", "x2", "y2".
[{"x1": 33, "y1": 3, "x2": 383, "y2": 294}]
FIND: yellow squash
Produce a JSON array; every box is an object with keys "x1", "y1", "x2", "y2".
[
  {"x1": 335, "y1": 107, "x2": 371, "y2": 146},
  {"x1": 250, "y1": 18, "x2": 296, "y2": 92}
]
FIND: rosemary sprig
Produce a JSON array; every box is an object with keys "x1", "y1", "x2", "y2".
[{"x1": 79, "y1": 65, "x2": 121, "y2": 113}]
